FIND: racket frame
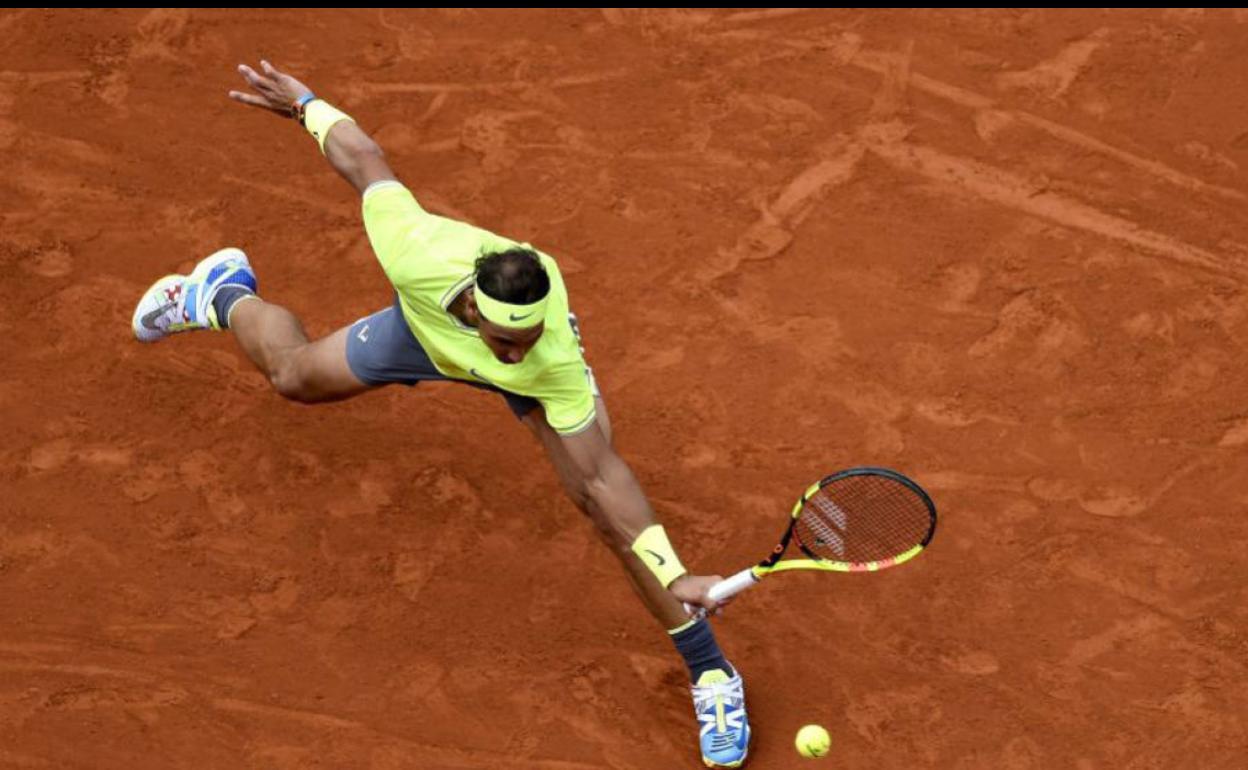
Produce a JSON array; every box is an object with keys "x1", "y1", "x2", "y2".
[{"x1": 705, "y1": 467, "x2": 936, "y2": 604}]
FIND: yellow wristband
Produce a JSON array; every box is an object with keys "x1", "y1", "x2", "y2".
[
  {"x1": 631, "y1": 524, "x2": 687, "y2": 588},
  {"x1": 303, "y1": 99, "x2": 355, "y2": 155}
]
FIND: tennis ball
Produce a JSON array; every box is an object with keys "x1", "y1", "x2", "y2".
[{"x1": 795, "y1": 724, "x2": 831, "y2": 759}]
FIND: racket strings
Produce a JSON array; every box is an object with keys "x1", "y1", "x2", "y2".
[{"x1": 795, "y1": 473, "x2": 932, "y2": 564}]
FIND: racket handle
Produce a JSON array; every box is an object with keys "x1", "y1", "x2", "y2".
[
  {"x1": 683, "y1": 569, "x2": 760, "y2": 620},
  {"x1": 708, "y1": 568, "x2": 760, "y2": 603}
]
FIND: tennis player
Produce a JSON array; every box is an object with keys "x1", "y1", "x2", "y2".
[{"x1": 131, "y1": 61, "x2": 750, "y2": 767}]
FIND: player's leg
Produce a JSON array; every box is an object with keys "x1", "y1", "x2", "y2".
[
  {"x1": 228, "y1": 300, "x2": 371, "y2": 403},
  {"x1": 131, "y1": 247, "x2": 374, "y2": 403}
]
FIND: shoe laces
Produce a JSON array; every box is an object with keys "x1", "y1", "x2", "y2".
[{"x1": 693, "y1": 671, "x2": 746, "y2": 738}]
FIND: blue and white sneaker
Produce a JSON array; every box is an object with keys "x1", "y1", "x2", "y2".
[
  {"x1": 693, "y1": 666, "x2": 751, "y2": 768},
  {"x1": 131, "y1": 247, "x2": 257, "y2": 342}
]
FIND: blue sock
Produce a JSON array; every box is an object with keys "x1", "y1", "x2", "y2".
[
  {"x1": 670, "y1": 618, "x2": 733, "y2": 682},
  {"x1": 211, "y1": 286, "x2": 255, "y2": 329}
]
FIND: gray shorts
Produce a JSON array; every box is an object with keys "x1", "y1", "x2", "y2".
[{"x1": 345, "y1": 295, "x2": 541, "y2": 419}]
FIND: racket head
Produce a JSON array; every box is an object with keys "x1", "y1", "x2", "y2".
[{"x1": 785, "y1": 467, "x2": 937, "y2": 572}]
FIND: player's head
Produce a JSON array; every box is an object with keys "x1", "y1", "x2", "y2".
[{"x1": 470, "y1": 247, "x2": 550, "y2": 364}]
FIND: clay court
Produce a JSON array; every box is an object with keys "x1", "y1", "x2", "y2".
[{"x1": 3, "y1": 8, "x2": 1248, "y2": 769}]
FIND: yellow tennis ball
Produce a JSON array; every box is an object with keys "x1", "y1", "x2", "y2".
[{"x1": 795, "y1": 724, "x2": 831, "y2": 758}]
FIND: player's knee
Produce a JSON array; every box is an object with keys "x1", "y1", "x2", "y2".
[
  {"x1": 270, "y1": 363, "x2": 320, "y2": 403},
  {"x1": 271, "y1": 373, "x2": 310, "y2": 402}
]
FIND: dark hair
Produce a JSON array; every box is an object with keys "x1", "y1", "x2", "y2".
[{"x1": 474, "y1": 247, "x2": 550, "y2": 304}]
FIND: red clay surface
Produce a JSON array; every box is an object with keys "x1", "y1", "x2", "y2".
[{"x1": 4, "y1": 8, "x2": 1248, "y2": 769}]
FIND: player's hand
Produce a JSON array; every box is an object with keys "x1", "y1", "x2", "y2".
[
  {"x1": 670, "y1": 574, "x2": 733, "y2": 615},
  {"x1": 228, "y1": 60, "x2": 313, "y2": 117}
]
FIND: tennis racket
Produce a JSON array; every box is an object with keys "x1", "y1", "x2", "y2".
[{"x1": 696, "y1": 467, "x2": 937, "y2": 615}]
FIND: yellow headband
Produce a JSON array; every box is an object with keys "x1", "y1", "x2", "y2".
[{"x1": 473, "y1": 282, "x2": 548, "y2": 329}]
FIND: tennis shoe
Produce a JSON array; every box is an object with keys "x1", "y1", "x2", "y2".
[
  {"x1": 131, "y1": 248, "x2": 256, "y2": 342},
  {"x1": 693, "y1": 666, "x2": 751, "y2": 768}
]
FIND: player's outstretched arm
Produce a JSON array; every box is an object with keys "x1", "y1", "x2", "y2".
[
  {"x1": 228, "y1": 60, "x2": 397, "y2": 194},
  {"x1": 559, "y1": 423, "x2": 727, "y2": 614}
]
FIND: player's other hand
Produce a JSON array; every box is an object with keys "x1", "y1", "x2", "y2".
[
  {"x1": 670, "y1": 574, "x2": 733, "y2": 615},
  {"x1": 229, "y1": 60, "x2": 313, "y2": 117}
]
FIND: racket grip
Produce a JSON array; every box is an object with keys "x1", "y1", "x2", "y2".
[
  {"x1": 708, "y1": 568, "x2": 760, "y2": 603},
  {"x1": 683, "y1": 569, "x2": 760, "y2": 620}
]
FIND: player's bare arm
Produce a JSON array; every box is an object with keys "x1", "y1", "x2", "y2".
[
  {"x1": 531, "y1": 409, "x2": 728, "y2": 618},
  {"x1": 229, "y1": 60, "x2": 396, "y2": 193}
]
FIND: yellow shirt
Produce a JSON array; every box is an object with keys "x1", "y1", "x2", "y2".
[{"x1": 361, "y1": 182, "x2": 596, "y2": 435}]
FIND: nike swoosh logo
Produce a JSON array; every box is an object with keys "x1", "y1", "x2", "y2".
[
  {"x1": 644, "y1": 549, "x2": 666, "y2": 567},
  {"x1": 509, "y1": 311, "x2": 535, "y2": 322},
  {"x1": 140, "y1": 303, "x2": 174, "y2": 330},
  {"x1": 469, "y1": 368, "x2": 496, "y2": 385}
]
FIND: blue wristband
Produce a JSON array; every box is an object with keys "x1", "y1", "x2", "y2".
[{"x1": 293, "y1": 92, "x2": 317, "y2": 123}]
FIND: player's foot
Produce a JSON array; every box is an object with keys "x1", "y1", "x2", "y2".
[
  {"x1": 693, "y1": 666, "x2": 751, "y2": 768},
  {"x1": 131, "y1": 248, "x2": 257, "y2": 342}
]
